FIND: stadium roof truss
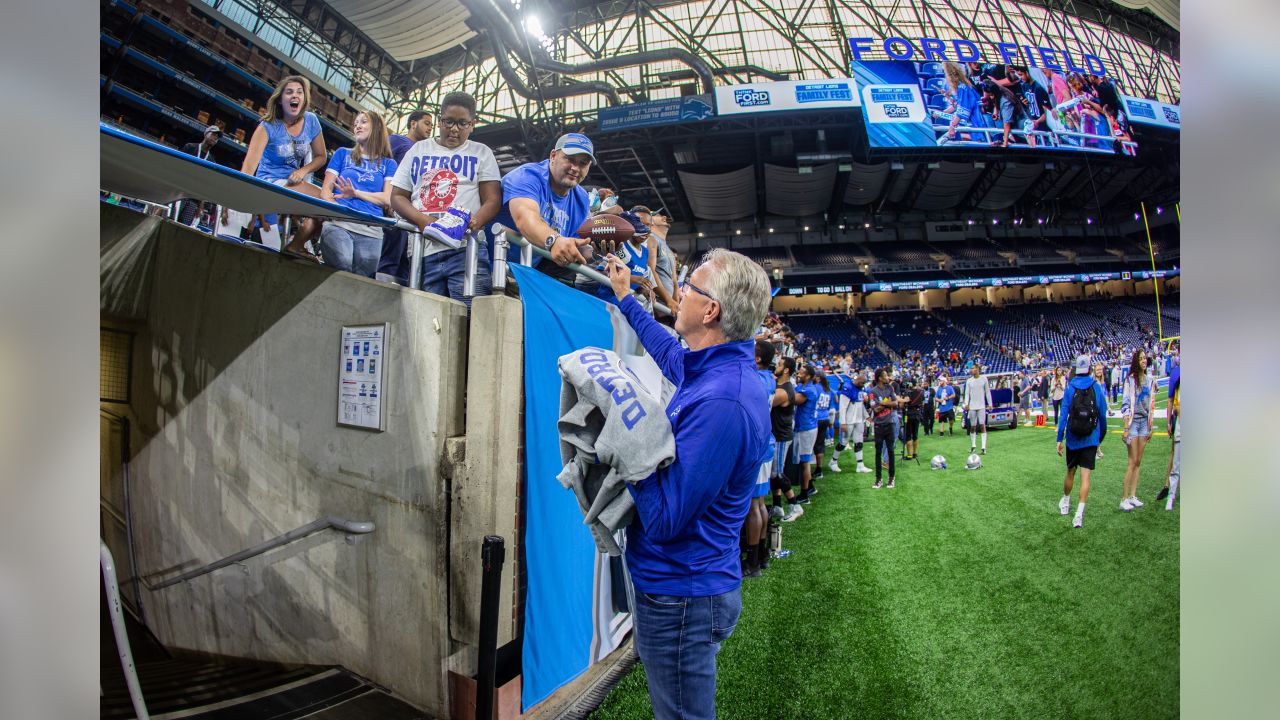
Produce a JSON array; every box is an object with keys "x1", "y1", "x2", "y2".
[{"x1": 401, "y1": 0, "x2": 1179, "y2": 128}]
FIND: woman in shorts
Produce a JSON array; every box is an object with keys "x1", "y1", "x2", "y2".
[
  {"x1": 1119, "y1": 349, "x2": 1156, "y2": 511},
  {"x1": 241, "y1": 75, "x2": 328, "y2": 258}
]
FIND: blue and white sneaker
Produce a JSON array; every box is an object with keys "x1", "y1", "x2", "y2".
[{"x1": 422, "y1": 207, "x2": 470, "y2": 249}]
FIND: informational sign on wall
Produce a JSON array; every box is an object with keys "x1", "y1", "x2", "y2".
[{"x1": 338, "y1": 323, "x2": 388, "y2": 431}]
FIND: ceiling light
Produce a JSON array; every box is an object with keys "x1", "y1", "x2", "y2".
[
  {"x1": 1087, "y1": 217, "x2": 1093, "y2": 225},
  {"x1": 1156, "y1": 206, "x2": 1163, "y2": 215},
  {"x1": 967, "y1": 219, "x2": 975, "y2": 225},
  {"x1": 803, "y1": 226, "x2": 810, "y2": 232},
  {"x1": 864, "y1": 222, "x2": 871, "y2": 229},
  {"x1": 1037, "y1": 218, "x2": 1044, "y2": 225},
  {"x1": 735, "y1": 229, "x2": 742, "y2": 235},
  {"x1": 769, "y1": 227, "x2": 775, "y2": 233},
  {"x1": 697, "y1": 231, "x2": 704, "y2": 237},
  {"x1": 992, "y1": 218, "x2": 999, "y2": 225}
]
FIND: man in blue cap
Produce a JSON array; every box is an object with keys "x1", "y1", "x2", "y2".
[{"x1": 490, "y1": 132, "x2": 597, "y2": 284}]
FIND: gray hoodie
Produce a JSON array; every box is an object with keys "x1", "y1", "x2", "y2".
[{"x1": 556, "y1": 347, "x2": 676, "y2": 555}]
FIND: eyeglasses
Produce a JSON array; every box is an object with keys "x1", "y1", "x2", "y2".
[
  {"x1": 679, "y1": 280, "x2": 718, "y2": 304},
  {"x1": 440, "y1": 118, "x2": 474, "y2": 129}
]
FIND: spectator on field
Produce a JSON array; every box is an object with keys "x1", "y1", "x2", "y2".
[
  {"x1": 1119, "y1": 349, "x2": 1156, "y2": 512},
  {"x1": 390, "y1": 92, "x2": 501, "y2": 306},
  {"x1": 1057, "y1": 354, "x2": 1108, "y2": 528},
  {"x1": 1051, "y1": 367, "x2": 1067, "y2": 424},
  {"x1": 377, "y1": 109, "x2": 433, "y2": 285},
  {"x1": 241, "y1": 75, "x2": 328, "y2": 259},
  {"x1": 490, "y1": 133, "x2": 596, "y2": 286},
  {"x1": 318, "y1": 110, "x2": 396, "y2": 278},
  {"x1": 1157, "y1": 364, "x2": 1180, "y2": 509},
  {"x1": 868, "y1": 367, "x2": 898, "y2": 489},
  {"x1": 178, "y1": 125, "x2": 224, "y2": 227},
  {"x1": 601, "y1": 248, "x2": 771, "y2": 720}
]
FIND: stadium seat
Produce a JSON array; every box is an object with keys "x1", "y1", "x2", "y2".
[{"x1": 919, "y1": 62, "x2": 944, "y2": 78}]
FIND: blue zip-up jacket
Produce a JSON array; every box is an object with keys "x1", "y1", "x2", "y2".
[
  {"x1": 613, "y1": 295, "x2": 771, "y2": 596},
  {"x1": 1056, "y1": 375, "x2": 1108, "y2": 449}
]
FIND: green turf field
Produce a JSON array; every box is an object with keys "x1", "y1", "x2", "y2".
[{"x1": 589, "y1": 415, "x2": 1179, "y2": 720}]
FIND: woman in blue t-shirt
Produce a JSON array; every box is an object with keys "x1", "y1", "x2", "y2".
[
  {"x1": 941, "y1": 62, "x2": 989, "y2": 143},
  {"x1": 241, "y1": 75, "x2": 328, "y2": 258},
  {"x1": 318, "y1": 111, "x2": 397, "y2": 278}
]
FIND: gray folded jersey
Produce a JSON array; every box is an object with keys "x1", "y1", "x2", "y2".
[{"x1": 556, "y1": 347, "x2": 676, "y2": 555}]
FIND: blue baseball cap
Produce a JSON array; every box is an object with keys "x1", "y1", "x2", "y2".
[{"x1": 554, "y1": 132, "x2": 595, "y2": 161}]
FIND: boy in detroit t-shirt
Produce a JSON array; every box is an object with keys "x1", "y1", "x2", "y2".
[{"x1": 390, "y1": 91, "x2": 501, "y2": 305}]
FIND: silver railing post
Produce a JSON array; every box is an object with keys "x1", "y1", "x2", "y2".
[
  {"x1": 408, "y1": 232, "x2": 424, "y2": 290},
  {"x1": 102, "y1": 540, "x2": 151, "y2": 720},
  {"x1": 463, "y1": 232, "x2": 479, "y2": 298},
  {"x1": 492, "y1": 230, "x2": 509, "y2": 293},
  {"x1": 520, "y1": 241, "x2": 534, "y2": 267}
]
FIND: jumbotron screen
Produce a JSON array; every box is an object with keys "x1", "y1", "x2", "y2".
[{"x1": 852, "y1": 60, "x2": 1138, "y2": 156}]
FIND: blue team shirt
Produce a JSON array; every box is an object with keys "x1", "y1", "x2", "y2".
[
  {"x1": 255, "y1": 111, "x2": 322, "y2": 181},
  {"x1": 953, "y1": 83, "x2": 987, "y2": 127},
  {"x1": 794, "y1": 383, "x2": 821, "y2": 431},
  {"x1": 936, "y1": 385, "x2": 956, "y2": 412},
  {"x1": 324, "y1": 147, "x2": 397, "y2": 218},
  {"x1": 757, "y1": 369, "x2": 778, "y2": 460},
  {"x1": 490, "y1": 159, "x2": 590, "y2": 267},
  {"x1": 389, "y1": 134, "x2": 414, "y2": 164}
]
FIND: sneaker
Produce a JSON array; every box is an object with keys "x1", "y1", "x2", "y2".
[
  {"x1": 981, "y1": 448, "x2": 987, "y2": 455},
  {"x1": 743, "y1": 564, "x2": 762, "y2": 579},
  {"x1": 812, "y1": 470, "x2": 824, "y2": 481},
  {"x1": 768, "y1": 505, "x2": 784, "y2": 520},
  {"x1": 1120, "y1": 498, "x2": 1134, "y2": 512},
  {"x1": 1155, "y1": 486, "x2": 1169, "y2": 501},
  {"x1": 872, "y1": 480, "x2": 883, "y2": 489},
  {"x1": 828, "y1": 460, "x2": 842, "y2": 473},
  {"x1": 886, "y1": 478, "x2": 895, "y2": 489},
  {"x1": 1129, "y1": 496, "x2": 1144, "y2": 508},
  {"x1": 421, "y1": 207, "x2": 471, "y2": 249},
  {"x1": 1097, "y1": 449, "x2": 1105, "y2": 458},
  {"x1": 856, "y1": 464, "x2": 873, "y2": 474},
  {"x1": 807, "y1": 486, "x2": 819, "y2": 498},
  {"x1": 1059, "y1": 497, "x2": 1071, "y2": 515},
  {"x1": 1073, "y1": 515, "x2": 1083, "y2": 529},
  {"x1": 797, "y1": 494, "x2": 811, "y2": 505},
  {"x1": 782, "y1": 505, "x2": 805, "y2": 522}
]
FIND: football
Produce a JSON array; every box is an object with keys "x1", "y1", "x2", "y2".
[{"x1": 576, "y1": 213, "x2": 635, "y2": 244}]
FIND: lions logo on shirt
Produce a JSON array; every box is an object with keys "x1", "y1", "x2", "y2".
[{"x1": 415, "y1": 168, "x2": 460, "y2": 213}]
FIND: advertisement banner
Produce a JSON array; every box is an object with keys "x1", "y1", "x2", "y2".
[
  {"x1": 597, "y1": 94, "x2": 715, "y2": 132},
  {"x1": 1120, "y1": 96, "x2": 1181, "y2": 130},
  {"x1": 855, "y1": 268, "x2": 1177, "y2": 292},
  {"x1": 715, "y1": 79, "x2": 861, "y2": 115}
]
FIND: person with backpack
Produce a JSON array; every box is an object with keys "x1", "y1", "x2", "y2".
[{"x1": 1057, "y1": 354, "x2": 1108, "y2": 528}]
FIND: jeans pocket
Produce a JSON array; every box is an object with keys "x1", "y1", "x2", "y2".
[
  {"x1": 710, "y1": 590, "x2": 742, "y2": 643},
  {"x1": 641, "y1": 592, "x2": 687, "y2": 608}
]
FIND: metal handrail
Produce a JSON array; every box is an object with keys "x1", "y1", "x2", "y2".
[
  {"x1": 501, "y1": 231, "x2": 674, "y2": 317},
  {"x1": 102, "y1": 540, "x2": 151, "y2": 720},
  {"x1": 144, "y1": 515, "x2": 375, "y2": 591}
]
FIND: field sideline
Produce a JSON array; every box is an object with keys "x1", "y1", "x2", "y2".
[{"x1": 589, "y1": 411, "x2": 1179, "y2": 720}]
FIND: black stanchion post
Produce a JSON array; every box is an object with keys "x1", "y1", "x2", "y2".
[{"x1": 476, "y1": 535, "x2": 506, "y2": 720}]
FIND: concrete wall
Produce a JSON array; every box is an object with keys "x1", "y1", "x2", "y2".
[
  {"x1": 949, "y1": 288, "x2": 986, "y2": 307},
  {"x1": 863, "y1": 290, "x2": 919, "y2": 310},
  {"x1": 100, "y1": 205, "x2": 467, "y2": 717},
  {"x1": 920, "y1": 289, "x2": 948, "y2": 309},
  {"x1": 771, "y1": 293, "x2": 849, "y2": 314},
  {"x1": 1048, "y1": 282, "x2": 1085, "y2": 301}
]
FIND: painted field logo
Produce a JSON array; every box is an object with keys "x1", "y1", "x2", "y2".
[
  {"x1": 734, "y1": 89, "x2": 771, "y2": 107},
  {"x1": 883, "y1": 103, "x2": 910, "y2": 118},
  {"x1": 869, "y1": 88, "x2": 914, "y2": 104}
]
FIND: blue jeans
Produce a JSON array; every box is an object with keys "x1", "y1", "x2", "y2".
[
  {"x1": 319, "y1": 224, "x2": 380, "y2": 277},
  {"x1": 421, "y1": 244, "x2": 491, "y2": 307},
  {"x1": 632, "y1": 585, "x2": 741, "y2": 720}
]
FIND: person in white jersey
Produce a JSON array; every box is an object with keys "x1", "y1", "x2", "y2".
[{"x1": 963, "y1": 364, "x2": 993, "y2": 455}]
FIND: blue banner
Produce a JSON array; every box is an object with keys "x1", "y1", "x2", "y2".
[
  {"x1": 515, "y1": 265, "x2": 612, "y2": 709},
  {"x1": 597, "y1": 94, "x2": 715, "y2": 132}
]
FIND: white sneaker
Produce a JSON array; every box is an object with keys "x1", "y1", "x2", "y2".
[
  {"x1": 1129, "y1": 496, "x2": 1144, "y2": 508},
  {"x1": 1073, "y1": 514, "x2": 1083, "y2": 529},
  {"x1": 782, "y1": 504, "x2": 805, "y2": 522},
  {"x1": 1120, "y1": 498, "x2": 1134, "y2": 512},
  {"x1": 855, "y1": 464, "x2": 873, "y2": 474},
  {"x1": 768, "y1": 505, "x2": 784, "y2": 520},
  {"x1": 1059, "y1": 497, "x2": 1071, "y2": 515},
  {"x1": 828, "y1": 460, "x2": 842, "y2": 473}
]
